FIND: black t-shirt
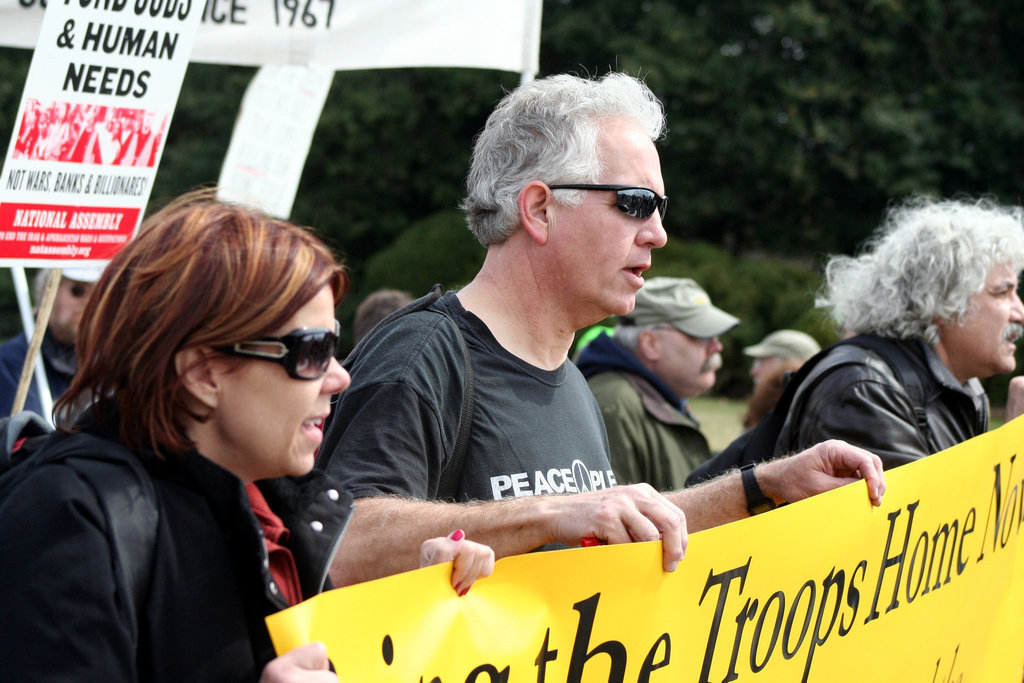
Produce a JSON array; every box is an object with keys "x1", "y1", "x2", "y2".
[{"x1": 318, "y1": 292, "x2": 615, "y2": 502}]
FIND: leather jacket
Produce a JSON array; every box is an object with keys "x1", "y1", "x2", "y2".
[{"x1": 772, "y1": 338, "x2": 988, "y2": 469}]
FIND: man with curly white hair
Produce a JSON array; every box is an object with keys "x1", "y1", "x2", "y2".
[{"x1": 773, "y1": 196, "x2": 1024, "y2": 468}]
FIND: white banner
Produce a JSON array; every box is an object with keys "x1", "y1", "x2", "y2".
[{"x1": 0, "y1": 0, "x2": 543, "y2": 75}]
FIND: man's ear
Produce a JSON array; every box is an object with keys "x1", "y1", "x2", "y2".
[
  {"x1": 518, "y1": 181, "x2": 555, "y2": 246},
  {"x1": 636, "y1": 328, "x2": 662, "y2": 362},
  {"x1": 174, "y1": 347, "x2": 220, "y2": 412}
]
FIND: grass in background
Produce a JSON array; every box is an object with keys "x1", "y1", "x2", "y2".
[
  {"x1": 691, "y1": 395, "x2": 1010, "y2": 454},
  {"x1": 689, "y1": 396, "x2": 745, "y2": 453}
]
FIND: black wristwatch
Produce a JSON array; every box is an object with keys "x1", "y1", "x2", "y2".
[{"x1": 740, "y1": 463, "x2": 777, "y2": 516}]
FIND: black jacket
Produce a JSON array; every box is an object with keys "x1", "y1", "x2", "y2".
[
  {"x1": 0, "y1": 419, "x2": 352, "y2": 682},
  {"x1": 773, "y1": 338, "x2": 988, "y2": 468}
]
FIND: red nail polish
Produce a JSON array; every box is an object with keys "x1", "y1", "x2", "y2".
[
  {"x1": 458, "y1": 586, "x2": 469, "y2": 597},
  {"x1": 449, "y1": 529, "x2": 465, "y2": 542},
  {"x1": 580, "y1": 536, "x2": 603, "y2": 547}
]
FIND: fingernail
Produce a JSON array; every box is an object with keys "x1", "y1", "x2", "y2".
[
  {"x1": 458, "y1": 586, "x2": 469, "y2": 597},
  {"x1": 449, "y1": 529, "x2": 465, "y2": 542},
  {"x1": 580, "y1": 536, "x2": 601, "y2": 547}
]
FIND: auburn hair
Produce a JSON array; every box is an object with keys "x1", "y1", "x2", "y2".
[{"x1": 56, "y1": 189, "x2": 349, "y2": 456}]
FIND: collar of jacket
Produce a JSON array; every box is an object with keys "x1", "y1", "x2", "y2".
[{"x1": 576, "y1": 331, "x2": 687, "y2": 412}]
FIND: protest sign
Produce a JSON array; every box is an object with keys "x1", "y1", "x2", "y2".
[
  {"x1": 0, "y1": 0, "x2": 543, "y2": 75},
  {"x1": 216, "y1": 64, "x2": 333, "y2": 218},
  {"x1": 0, "y1": 0, "x2": 202, "y2": 265},
  {"x1": 267, "y1": 417, "x2": 1024, "y2": 682}
]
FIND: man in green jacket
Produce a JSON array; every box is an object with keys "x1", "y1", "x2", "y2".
[{"x1": 576, "y1": 277, "x2": 740, "y2": 490}]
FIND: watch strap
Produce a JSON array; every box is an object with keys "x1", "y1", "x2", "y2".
[{"x1": 740, "y1": 463, "x2": 776, "y2": 515}]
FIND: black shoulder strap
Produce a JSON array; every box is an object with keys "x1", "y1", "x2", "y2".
[
  {"x1": 342, "y1": 284, "x2": 446, "y2": 368},
  {"x1": 840, "y1": 335, "x2": 932, "y2": 440},
  {"x1": 685, "y1": 334, "x2": 931, "y2": 486},
  {"x1": 344, "y1": 284, "x2": 476, "y2": 501},
  {"x1": 432, "y1": 306, "x2": 476, "y2": 501}
]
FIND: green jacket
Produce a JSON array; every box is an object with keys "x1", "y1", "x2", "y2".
[{"x1": 586, "y1": 370, "x2": 712, "y2": 491}]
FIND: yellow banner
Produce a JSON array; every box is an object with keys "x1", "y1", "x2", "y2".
[{"x1": 268, "y1": 418, "x2": 1024, "y2": 682}]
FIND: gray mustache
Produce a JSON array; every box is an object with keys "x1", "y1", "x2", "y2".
[
  {"x1": 1005, "y1": 322, "x2": 1024, "y2": 343},
  {"x1": 702, "y1": 353, "x2": 722, "y2": 373}
]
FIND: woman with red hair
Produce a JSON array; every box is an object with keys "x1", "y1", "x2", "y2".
[{"x1": 0, "y1": 190, "x2": 492, "y2": 682}]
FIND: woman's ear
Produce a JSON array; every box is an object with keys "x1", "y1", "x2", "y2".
[
  {"x1": 518, "y1": 180, "x2": 555, "y2": 246},
  {"x1": 174, "y1": 347, "x2": 220, "y2": 412}
]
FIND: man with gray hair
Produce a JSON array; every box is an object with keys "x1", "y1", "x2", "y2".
[
  {"x1": 318, "y1": 72, "x2": 885, "y2": 587},
  {"x1": 773, "y1": 196, "x2": 1024, "y2": 468},
  {"x1": 576, "y1": 277, "x2": 740, "y2": 490}
]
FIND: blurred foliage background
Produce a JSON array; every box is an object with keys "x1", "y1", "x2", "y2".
[{"x1": 3, "y1": 0, "x2": 1024, "y2": 405}]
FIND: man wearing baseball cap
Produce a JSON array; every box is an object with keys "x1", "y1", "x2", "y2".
[
  {"x1": 576, "y1": 277, "x2": 740, "y2": 490},
  {"x1": 744, "y1": 330, "x2": 820, "y2": 381},
  {"x1": 741, "y1": 329, "x2": 821, "y2": 428},
  {"x1": 0, "y1": 266, "x2": 104, "y2": 418}
]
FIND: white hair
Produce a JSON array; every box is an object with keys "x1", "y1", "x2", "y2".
[{"x1": 819, "y1": 196, "x2": 1024, "y2": 345}]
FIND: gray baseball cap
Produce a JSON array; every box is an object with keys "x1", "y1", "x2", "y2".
[
  {"x1": 743, "y1": 329, "x2": 821, "y2": 360},
  {"x1": 624, "y1": 277, "x2": 739, "y2": 338}
]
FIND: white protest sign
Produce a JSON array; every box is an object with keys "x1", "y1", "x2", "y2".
[
  {"x1": 0, "y1": 0, "x2": 203, "y2": 265},
  {"x1": 217, "y1": 64, "x2": 333, "y2": 219}
]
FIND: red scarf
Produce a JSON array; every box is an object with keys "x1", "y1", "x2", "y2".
[{"x1": 245, "y1": 483, "x2": 303, "y2": 606}]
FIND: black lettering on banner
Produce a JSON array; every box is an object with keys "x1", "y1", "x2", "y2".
[
  {"x1": 932, "y1": 644, "x2": 962, "y2": 683},
  {"x1": 57, "y1": 19, "x2": 75, "y2": 47},
  {"x1": 840, "y1": 560, "x2": 867, "y2": 635},
  {"x1": 273, "y1": 0, "x2": 333, "y2": 28},
  {"x1": 133, "y1": 0, "x2": 192, "y2": 20},
  {"x1": 697, "y1": 558, "x2": 751, "y2": 683},
  {"x1": 25, "y1": 170, "x2": 51, "y2": 191},
  {"x1": 801, "y1": 568, "x2": 845, "y2": 682},
  {"x1": 202, "y1": 0, "x2": 247, "y2": 24},
  {"x1": 723, "y1": 598, "x2": 758, "y2": 682},
  {"x1": 782, "y1": 580, "x2": 814, "y2": 660},
  {"x1": 922, "y1": 518, "x2": 960, "y2": 596},
  {"x1": 978, "y1": 455, "x2": 1022, "y2": 562},
  {"x1": 865, "y1": 501, "x2": 919, "y2": 623},
  {"x1": 566, "y1": 593, "x2": 627, "y2": 683},
  {"x1": 750, "y1": 592, "x2": 783, "y2": 673},
  {"x1": 63, "y1": 63, "x2": 149, "y2": 97},
  {"x1": 905, "y1": 529, "x2": 930, "y2": 603},
  {"x1": 6, "y1": 170, "x2": 26, "y2": 191},
  {"x1": 533, "y1": 629, "x2": 558, "y2": 683},
  {"x1": 463, "y1": 664, "x2": 509, "y2": 683},
  {"x1": 958, "y1": 507, "x2": 975, "y2": 574},
  {"x1": 81, "y1": 21, "x2": 179, "y2": 60},
  {"x1": 637, "y1": 633, "x2": 670, "y2": 683}
]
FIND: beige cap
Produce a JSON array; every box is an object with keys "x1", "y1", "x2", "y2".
[
  {"x1": 743, "y1": 329, "x2": 821, "y2": 360},
  {"x1": 624, "y1": 277, "x2": 739, "y2": 338},
  {"x1": 61, "y1": 265, "x2": 105, "y2": 283}
]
